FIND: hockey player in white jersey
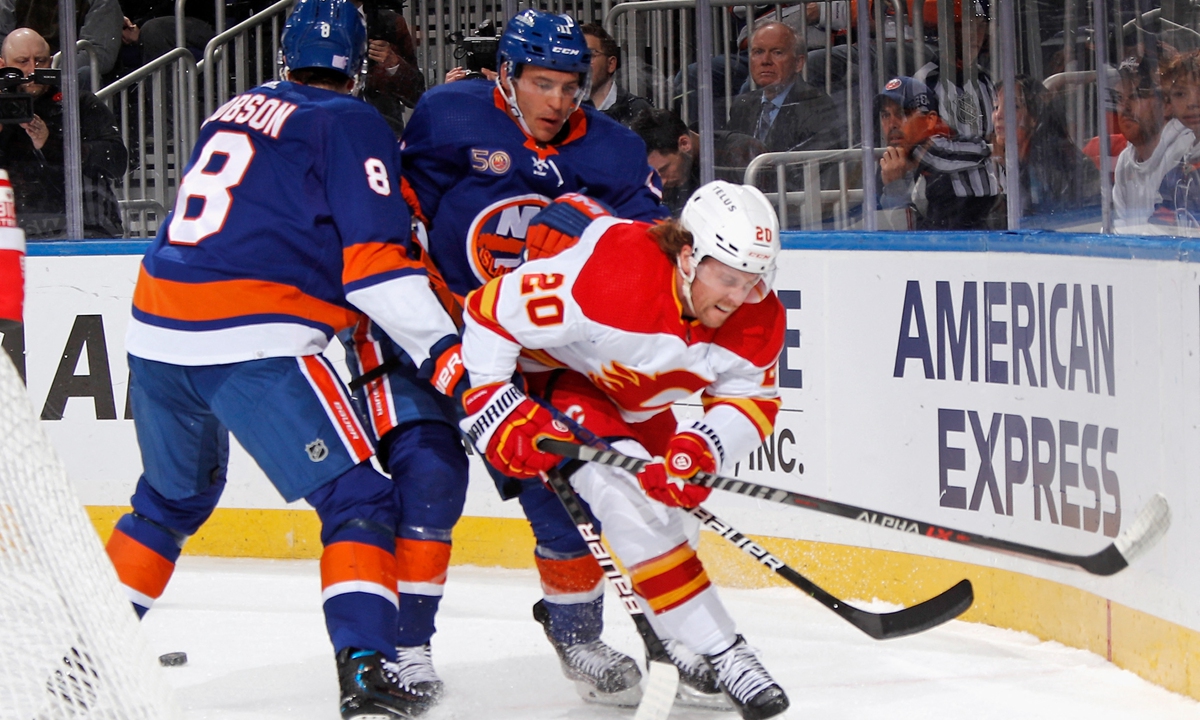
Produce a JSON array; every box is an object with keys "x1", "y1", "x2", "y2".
[{"x1": 457, "y1": 181, "x2": 791, "y2": 720}]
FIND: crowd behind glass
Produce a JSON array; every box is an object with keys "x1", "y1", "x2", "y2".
[{"x1": 11, "y1": 0, "x2": 1200, "y2": 238}]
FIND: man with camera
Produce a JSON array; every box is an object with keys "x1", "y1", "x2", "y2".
[
  {"x1": 354, "y1": 0, "x2": 424, "y2": 136},
  {"x1": 0, "y1": 28, "x2": 126, "y2": 238}
]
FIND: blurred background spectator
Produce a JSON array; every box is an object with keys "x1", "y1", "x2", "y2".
[
  {"x1": 0, "y1": 28, "x2": 126, "y2": 238},
  {"x1": 355, "y1": 0, "x2": 424, "y2": 136},
  {"x1": 728, "y1": 21, "x2": 843, "y2": 153},
  {"x1": 580, "y1": 22, "x2": 650, "y2": 127},
  {"x1": 631, "y1": 107, "x2": 762, "y2": 215},
  {"x1": 0, "y1": 0, "x2": 121, "y2": 88},
  {"x1": 1113, "y1": 54, "x2": 1193, "y2": 233},
  {"x1": 990, "y1": 75, "x2": 1100, "y2": 227}
]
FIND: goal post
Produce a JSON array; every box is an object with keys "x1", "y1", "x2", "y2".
[{"x1": 0, "y1": 351, "x2": 180, "y2": 719}]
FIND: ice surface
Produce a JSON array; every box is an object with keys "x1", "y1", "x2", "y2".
[{"x1": 143, "y1": 557, "x2": 1200, "y2": 719}]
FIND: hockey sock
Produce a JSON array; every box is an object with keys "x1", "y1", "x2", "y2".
[
  {"x1": 630, "y1": 543, "x2": 736, "y2": 656},
  {"x1": 394, "y1": 535, "x2": 452, "y2": 646},
  {"x1": 105, "y1": 512, "x2": 184, "y2": 617},
  {"x1": 309, "y1": 462, "x2": 400, "y2": 658}
]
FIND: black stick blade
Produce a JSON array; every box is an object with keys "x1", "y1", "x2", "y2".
[{"x1": 869, "y1": 579, "x2": 974, "y2": 640}]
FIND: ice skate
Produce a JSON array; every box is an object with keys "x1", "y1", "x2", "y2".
[
  {"x1": 337, "y1": 647, "x2": 426, "y2": 719},
  {"x1": 705, "y1": 635, "x2": 789, "y2": 720},
  {"x1": 659, "y1": 638, "x2": 734, "y2": 711},
  {"x1": 385, "y1": 644, "x2": 444, "y2": 709},
  {"x1": 533, "y1": 600, "x2": 643, "y2": 706}
]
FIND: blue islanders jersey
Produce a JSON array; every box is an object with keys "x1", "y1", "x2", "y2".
[
  {"x1": 127, "y1": 81, "x2": 456, "y2": 367},
  {"x1": 399, "y1": 79, "x2": 668, "y2": 300}
]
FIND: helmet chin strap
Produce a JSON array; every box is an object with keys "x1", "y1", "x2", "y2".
[
  {"x1": 677, "y1": 253, "x2": 698, "y2": 318},
  {"x1": 497, "y1": 63, "x2": 539, "y2": 139}
]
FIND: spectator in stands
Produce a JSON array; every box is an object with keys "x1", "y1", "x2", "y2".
[
  {"x1": 871, "y1": 75, "x2": 994, "y2": 230},
  {"x1": 1113, "y1": 55, "x2": 1194, "y2": 233},
  {"x1": 354, "y1": 0, "x2": 425, "y2": 136},
  {"x1": 1163, "y1": 50, "x2": 1200, "y2": 140},
  {"x1": 876, "y1": 76, "x2": 926, "y2": 211},
  {"x1": 580, "y1": 22, "x2": 650, "y2": 127},
  {"x1": 0, "y1": 0, "x2": 121, "y2": 88},
  {"x1": 990, "y1": 75, "x2": 1100, "y2": 227},
  {"x1": 912, "y1": 0, "x2": 1000, "y2": 213},
  {"x1": 630, "y1": 107, "x2": 763, "y2": 215},
  {"x1": 727, "y1": 22, "x2": 843, "y2": 154},
  {"x1": 118, "y1": 0, "x2": 216, "y2": 71},
  {"x1": 0, "y1": 29, "x2": 127, "y2": 238}
]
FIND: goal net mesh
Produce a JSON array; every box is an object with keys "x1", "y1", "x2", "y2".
[{"x1": 0, "y1": 352, "x2": 179, "y2": 719}]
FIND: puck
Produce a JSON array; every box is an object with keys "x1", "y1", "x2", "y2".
[{"x1": 158, "y1": 651, "x2": 188, "y2": 667}]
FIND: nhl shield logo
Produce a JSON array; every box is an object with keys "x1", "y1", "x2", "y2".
[{"x1": 305, "y1": 439, "x2": 329, "y2": 462}]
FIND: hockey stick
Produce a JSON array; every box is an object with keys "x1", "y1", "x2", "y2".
[
  {"x1": 538, "y1": 440, "x2": 1172, "y2": 577},
  {"x1": 543, "y1": 463, "x2": 679, "y2": 720},
  {"x1": 528, "y1": 408, "x2": 971, "y2": 640}
]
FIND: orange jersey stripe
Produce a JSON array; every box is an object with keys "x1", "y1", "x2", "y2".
[
  {"x1": 394, "y1": 538, "x2": 452, "y2": 585},
  {"x1": 534, "y1": 554, "x2": 604, "y2": 596},
  {"x1": 342, "y1": 242, "x2": 424, "y2": 287},
  {"x1": 702, "y1": 395, "x2": 781, "y2": 439},
  {"x1": 300, "y1": 355, "x2": 374, "y2": 461},
  {"x1": 320, "y1": 540, "x2": 397, "y2": 590},
  {"x1": 106, "y1": 529, "x2": 175, "y2": 600},
  {"x1": 133, "y1": 265, "x2": 359, "y2": 332},
  {"x1": 400, "y1": 176, "x2": 427, "y2": 225},
  {"x1": 630, "y1": 544, "x2": 712, "y2": 613}
]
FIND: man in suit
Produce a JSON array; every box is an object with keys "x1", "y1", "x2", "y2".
[{"x1": 728, "y1": 21, "x2": 844, "y2": 155}]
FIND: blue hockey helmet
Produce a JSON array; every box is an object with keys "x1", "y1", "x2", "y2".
[
  {"x1": 497, "y1": 9, "x2": 592, "y2": 78},
  {"x1": 280, "y1": 0, "x2": 367, "y2": 79}
]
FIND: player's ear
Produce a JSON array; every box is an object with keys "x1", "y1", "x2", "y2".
[{"x1": 678, "y1": 133, "x2": 692, "y2": 154}]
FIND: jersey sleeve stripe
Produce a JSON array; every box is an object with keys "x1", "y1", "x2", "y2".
[
  {"x1": 342, "y1": 242, "x2": 426, "y2": 288},
  {"x1": 701, "y1": 395, "x2": 781, "y2": 438},
  {"x1": 133, "y1": 265, "x2": 359, "y2": 333},
  {"x1": 465, "y1": 278, "x2": 519, "y2": 345}
]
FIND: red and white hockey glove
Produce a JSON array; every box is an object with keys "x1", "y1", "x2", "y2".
[
  {"x1": 459, "y1": 382, "x2": 573, "y2": 479},
  {"x1": 525, "y1": 193, "x2": 613, "y2": 261},
  {"x1": 637, "y1": 431, "x2": 717, "y2": 508}
]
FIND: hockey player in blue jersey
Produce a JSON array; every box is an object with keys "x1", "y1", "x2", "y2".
[
  {"x1": 339, "y1": 7, "x2": 731, "y2": 713},
  {"x1": 104, "y1": 1, "x2": 464, "y2": 718}
]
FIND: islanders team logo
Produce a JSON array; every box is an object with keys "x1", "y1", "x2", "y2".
[{"x1": 466, "y1": 194, "x2": 550, "y2": 283}]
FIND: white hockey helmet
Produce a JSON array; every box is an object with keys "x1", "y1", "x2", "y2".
[{"x1": 679, "y1": 181, "x2": 780, "y2": 302}]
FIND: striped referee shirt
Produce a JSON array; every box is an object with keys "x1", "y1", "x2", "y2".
[{"x1": 914, "y1": 61, "x2": 1000, "y2": 198}]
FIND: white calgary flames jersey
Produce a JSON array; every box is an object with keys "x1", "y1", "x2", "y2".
[{"x1": 461, "y1": 216, "x2": 785, "y2": 473}]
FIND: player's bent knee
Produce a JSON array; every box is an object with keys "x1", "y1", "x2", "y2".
[{"x1": 306, "y1": 461, "x2": 396, "y2": 545}]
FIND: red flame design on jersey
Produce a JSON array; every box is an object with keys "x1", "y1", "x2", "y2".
[{"x1": 588, "y1": 361, "x2": 709, "y2": 413}]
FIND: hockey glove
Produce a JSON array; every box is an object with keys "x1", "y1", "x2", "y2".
[
  {"x1": 637, "y1": 431, "x2": 717, "y2": 508},
  {"x1": 525, "y1": 193, "x2": 613, "y2": 261},
  {"x1": 417, "y1": 334, "x2": 468, "y2": 400},
  {"x1": 459, "y1": 382, "x2": 573, "y2": 479}
]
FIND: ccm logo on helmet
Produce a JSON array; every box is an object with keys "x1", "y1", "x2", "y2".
[{"x1": 552, "y1": 47, "x2": 580, "y2": 55}]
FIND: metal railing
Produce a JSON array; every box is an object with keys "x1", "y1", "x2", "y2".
[
  {"x1": 201, "y1": 0, "x2": 291, "y2": 118},
  {"x1": 51, "y1": 40, "x2": 101, "y2": 94},
  {"x1": 745, "y1": 147, "x2": 882, "y2": 230},
  {"x1": 97, "y1": 48, "x2": 199, "y2": 237}
]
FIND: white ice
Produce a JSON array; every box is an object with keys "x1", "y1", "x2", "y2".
[{"x1": 144, "y1": 557, "x2": 1200, "y2": 720}]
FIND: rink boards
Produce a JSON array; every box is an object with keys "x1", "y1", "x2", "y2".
[{"x1": 17, "y1": 232, "x2": 1200, "y2": 700}]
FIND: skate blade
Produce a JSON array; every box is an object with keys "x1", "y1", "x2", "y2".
[
  {"x1": 574, "y1": 680, "x2": 644, "y2": 707},
  {"x1": 675, "y1": 682, "x2": 735, "y2": 711}
]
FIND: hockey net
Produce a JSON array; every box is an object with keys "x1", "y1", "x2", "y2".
[{"x1": 0, "y1": 352, "x2": 180, "y2": 719}]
